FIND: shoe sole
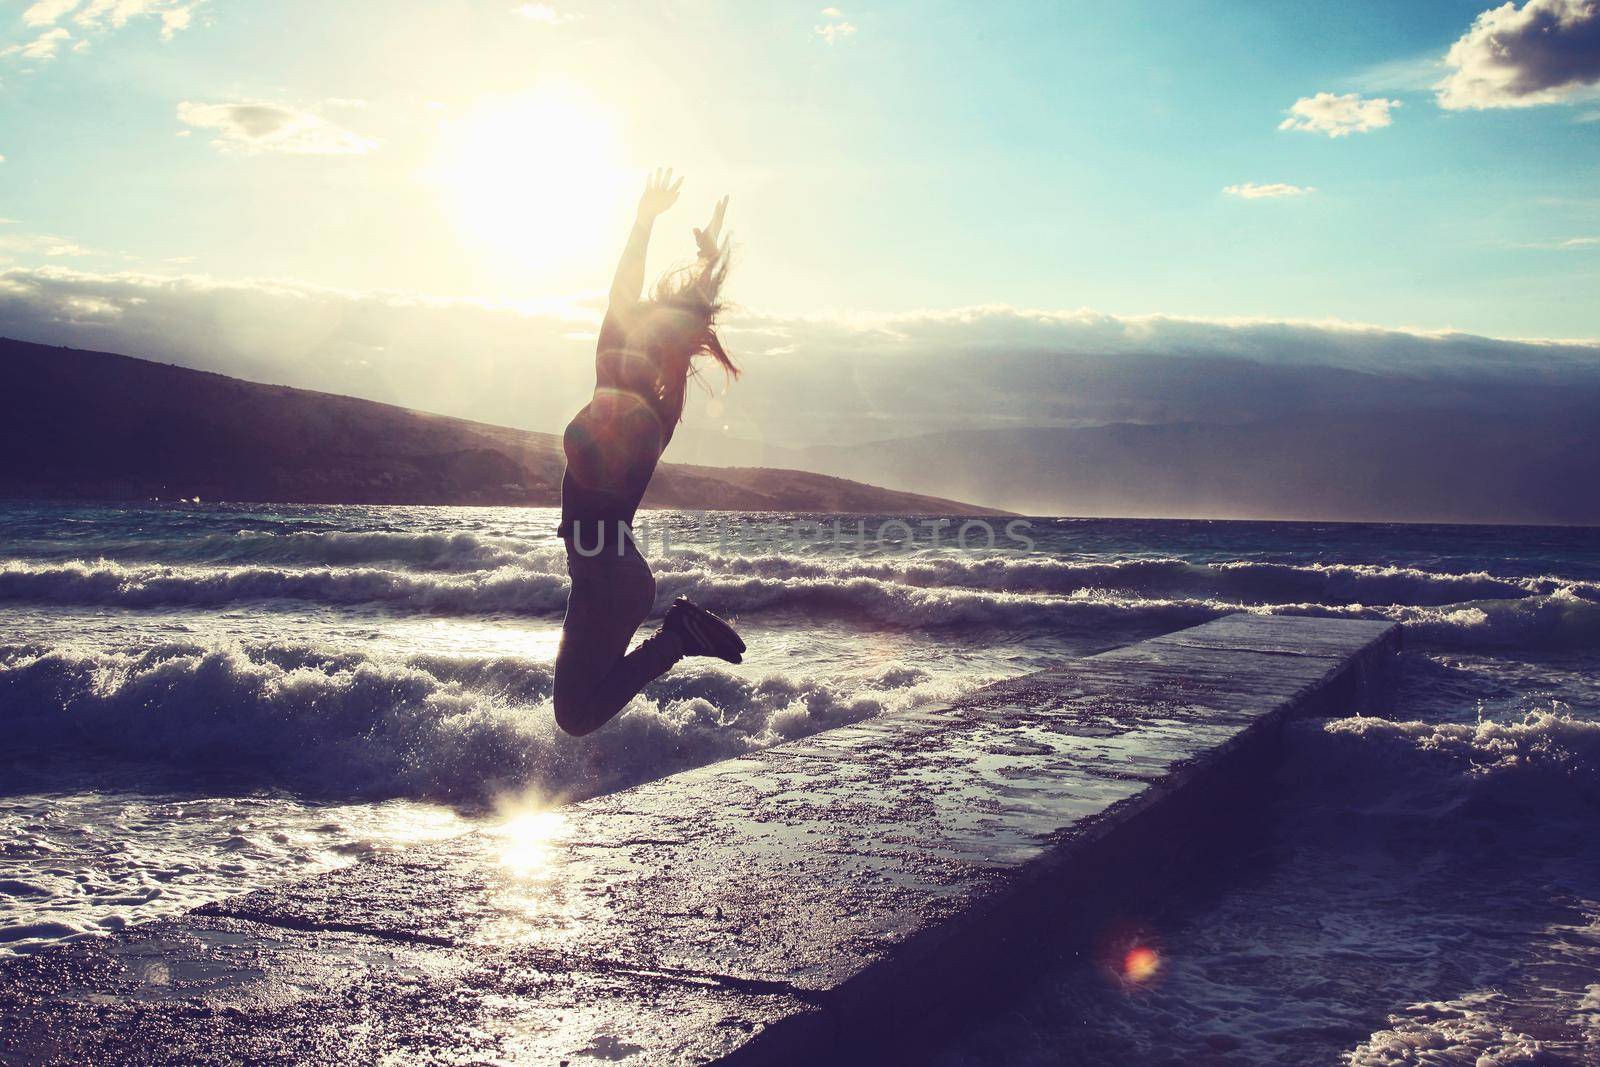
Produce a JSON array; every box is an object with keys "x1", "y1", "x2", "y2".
[{"x1": 674, "y1": 597, "x2": 745, "y2": 662}]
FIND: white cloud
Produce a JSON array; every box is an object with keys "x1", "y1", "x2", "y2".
[
  {"x1": 1437, "y1": 0, "x2": 1600, "y2": 109},
  {"x1": 2, "y1": 27, "x2": 74, "y2": 62},
  {"x1": 0, "y1": 232, "x2": 95, "y2": 257},
  {"x1": 21, "y1": 0, "x2": 82, "y2": 27},
  {"x1": 512, "y1": 3, "x2": 576, "y2": 25},
  {"x1": 176, "y1": 102, "x2": 379, "y2": 156},
  {"x1": 1223, "y1": 182, "x2": 1315, "y2": 200},
  {"x1": 71, "y1": 0, "x2": 204, "y2": 39},
  {"x1": 8, "y1": 0, "x2": 202, "y2": 61},
  {"x1": 1279, "y1": 92, "x2": 1400, "y2": 136},
  {"x1": 816, "y1": 8, "x2": 856, "y2": 43}
]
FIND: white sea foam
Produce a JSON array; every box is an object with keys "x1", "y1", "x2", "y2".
[
  {"x1": 0, "y1": 640, "x2": 977, "y2": 804},
  {"x1": 1346, "y1": 992, "x2": 1553, "y2": 1066}
]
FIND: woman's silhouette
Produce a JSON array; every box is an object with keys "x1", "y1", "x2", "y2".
[{"x1": 552, "y1": 167, "x2": 746, "y2": 737}]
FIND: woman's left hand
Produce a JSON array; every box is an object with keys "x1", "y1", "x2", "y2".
[{"x1": 694, "y1": 195, "x2": 728, "y2": 258}]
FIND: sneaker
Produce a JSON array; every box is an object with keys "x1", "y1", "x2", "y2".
[{"x1": 664, "y1": 596, "x2": 745, "y2": 663}]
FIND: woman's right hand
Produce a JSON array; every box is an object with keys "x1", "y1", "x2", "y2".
[{"x1": 637, "y1": 167, "x2": 683, "y2": 222}]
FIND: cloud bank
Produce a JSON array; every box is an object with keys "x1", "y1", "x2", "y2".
[
  {"x1": 1437, "y1": 0, "x2": 1600, "y2": 109},
  {"x1": 1279, "y1": 92, "x2": 1400, "y2": 136},
  {"x1": 3, "y1": 267, "x2": 1598, "y2": 452}
]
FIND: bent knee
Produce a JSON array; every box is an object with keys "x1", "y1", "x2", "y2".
[{"x1": 553, "y1": 693, "x2": 600, "y2": 738}]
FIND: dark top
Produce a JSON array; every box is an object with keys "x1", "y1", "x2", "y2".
[{"x1": 557, "y1": 308, "x2": 677, "y2": 545}]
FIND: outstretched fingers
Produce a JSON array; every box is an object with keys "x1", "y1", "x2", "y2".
[
  {"x1": 649, "y1": 167, "x2": 683, "y2": 192},
  {"x1": 639, "y1": 167, "x2": 684, "y2": 219}
]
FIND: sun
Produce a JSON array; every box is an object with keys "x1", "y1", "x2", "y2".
[{"x1": 432, "y1": 86, "x2": 632, "y2": 286}]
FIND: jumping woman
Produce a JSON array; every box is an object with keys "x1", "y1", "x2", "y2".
[{"x1": 552, "y1": 168, "x2": 747, "y2": 738}]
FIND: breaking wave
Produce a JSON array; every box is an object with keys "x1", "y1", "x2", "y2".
[
  {"x1": 0, "y1": 641, "x2": 973, "y2": 805},
  {"x1": 1310, "y1": 708, "x2": 1600, "y2": 797}
]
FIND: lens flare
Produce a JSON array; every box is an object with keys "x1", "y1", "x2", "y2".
[
  {"x1": 1123, "y1": 944, "x2": 1160, "y2": 983},
  {"x1": 1096, "y1": 920, "x2": 1165, "y2": 991}
]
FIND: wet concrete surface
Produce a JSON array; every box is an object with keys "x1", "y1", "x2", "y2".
[{"x1": 0, "y1": 614, "x2": 1399, "y2": 1065}]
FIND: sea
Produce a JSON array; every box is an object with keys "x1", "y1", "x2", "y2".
[{"x1": 1, "y1": 502, "x2": 1597, "y2": 1065}]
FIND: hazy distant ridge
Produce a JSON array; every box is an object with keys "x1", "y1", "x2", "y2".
[{"x1": 0, "y1": 338, "x2": 992, "y2": 516}]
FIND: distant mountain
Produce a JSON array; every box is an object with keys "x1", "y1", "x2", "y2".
[
  {"x1": 0, "y1": 338, "x2": 994, "y2": 516},
  {"x1": 668, "y1": 415, "x2": 1600, "y2": 526}
]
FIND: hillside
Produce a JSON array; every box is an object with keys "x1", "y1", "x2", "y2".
[{"x1": 0, "y1": 338, "x2": 995, "y2": 515}]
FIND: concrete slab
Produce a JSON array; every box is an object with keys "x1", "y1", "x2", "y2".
[{"x1": 0, "y1": 614, "x2": 1400, "y2": 1065}]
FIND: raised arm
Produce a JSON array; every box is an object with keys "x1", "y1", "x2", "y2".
[{"x1": 609, "y1": 167, "x2": 682, "y2": 310}]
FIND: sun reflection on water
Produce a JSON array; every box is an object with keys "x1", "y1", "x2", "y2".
[{"x1": 494, "y1": 803, "x2": 570, "y2": 877}]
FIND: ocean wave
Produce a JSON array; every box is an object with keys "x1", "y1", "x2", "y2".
[
  {"x1": 0, "y1": 641, "x2": 971, "y2": 805},
  {"x1": 172, "y1": 529, "x2": 553, "y2": 571},
  {"x1": 0, "y1": 557, "x2": 1226, "y2": 629},
  {"x1": 13, "y1": 531, "x2": 1600, "y2": 608},
  {"x1": 3, "y1": 528, "x2": 553, "y2": 571},
  {"x1": 4, "y1": 558, "x2": 1599, "y2": 649},
  {"x1": 1312, "y1": 708, "x2": 1600, "y2": 794},
  {"x1": 1376, "y1": 587, "x2": 1600, "y2": 650},
  {"x1": 654, "y1": 570, "x2": 1600, "y2": 649},
  {"x1": 0, "y1": 559, "x2": 572, "y2": 614},
  {"x1": 656, "y1": 550, "x2": 1599, "y2": 607}
]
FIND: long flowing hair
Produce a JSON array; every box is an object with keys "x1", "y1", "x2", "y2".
[{"x1": 645, "y1": 244, "x2": 738, "y2": 431}]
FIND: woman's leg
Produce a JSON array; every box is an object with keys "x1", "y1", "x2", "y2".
[{"x1": 552, "y1": 553, "x2": 684, "y2": 737}]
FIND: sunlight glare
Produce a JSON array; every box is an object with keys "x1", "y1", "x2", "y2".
[
  {"x1": 494, "y1": 801, "x2": 570, "y2": 877},
  {"x1": 433, "y1": 87, "x2": 632, "y2": 282}
]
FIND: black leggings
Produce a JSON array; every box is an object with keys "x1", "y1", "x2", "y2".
[{"x1": 551, "y1": 541, "x2": 682, "y2": 736}]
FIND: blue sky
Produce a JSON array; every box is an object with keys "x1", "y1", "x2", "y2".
[
  {"x1": 2, "y1": 0, "x2": 1600, "y2": 474},
  {"x1": 3, "y1": 0, "x2": 1597, "y2": 336}
]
